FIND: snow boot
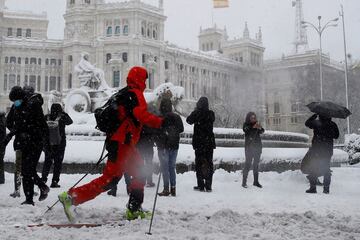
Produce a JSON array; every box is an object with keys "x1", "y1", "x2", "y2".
[
  {"x1": 107, "y1": 187, "x2": 117, "y2": 197},
  {"x1": 58, "y1": 192, "x2": 75, "y2": 223},
  {"x1": 171, "y1": 186, "x2": 176, "y2": 197},
  {"x1": 242, "y1": 171, "x2": 249, "y2": 188},
  {"x1": 323, "y1": 186, "x2": 330, "y2": 194},
  {"x1": 10, "y1": 190, "x2": 21, "y2": 198},
  {"x1": 126, "y1": 207, "x2": 152, "y2": 221},
  {"x1": 39, "y1": 185, "x2": 50, "y2": 201},
  {"x1": 158, "y1": 187, "x2": 170, "y2": 197},
  {"x1": 306, "y1": 187, "x2": 317, "y2": 194},
  {"x1": 253, "y1": 172, "x2": 262, "y2": 188},
  {"x1": 50, "y1": 181, "x2": 61, "y2": 188},
  {"x1": 193, "y1": 186, "x2": 205, "y2": 192},
  {"x1": 21, "y1": 199, "x2": 34, "y2": 206},
  {"x1": 253, "y1": 182, "x2": 263, "y2": 188}
]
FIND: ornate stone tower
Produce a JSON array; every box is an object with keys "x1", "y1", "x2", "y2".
[
  {"x1": 198, "y1": 24, "x2": 228, "y2": 52},
  {"x1": 292, "y1": 0, "x2": 308, "y2": 54}
]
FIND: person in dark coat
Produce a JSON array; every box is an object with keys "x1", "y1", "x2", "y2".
[
  {"x1": 242, "y1": 112, "x2": 265, "y2": 188},
  {"x1": 6, "y1": 86, "x2": 50, "y2": 205},
  {"x1": 137, "y1": 126, "x2": 157, "y2": 187},
  {"x1": 42, "y1": 103, "x2": 73, "y2": 188},
  {"x1": 302, "y1": 114, "x2": 339, "y2": 194},
  {"x1": 186, "y1": 97, "x2": 216, "y2": 192},
  {"x1": 0, "y1": 112, "x2": 6, "y2": 184},
  {"x1": 157, "y1": 98, "x2": 184, "y2": 197}
]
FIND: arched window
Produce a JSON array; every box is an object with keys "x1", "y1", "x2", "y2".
[
  {"x1": 113, "y1": 71, "x2": 120, "y2": 88},
  {"x1": 10, "y1": 57, "x2": 16, "y2": 64},
  {"x1": 17, "y1": 58, "x2": 21, "y2": 64},
  {"x1": 30, "y1": 58, "x2": 37, "y2": 65},
  {"x1": 3, "y1": 74, "x2": 7, "y2": 91},
  {"x1": 122, "y1": 52, "x2": 128, "y2": 63},
  {"x1": 17, "y1": 75, "x2": 20, "y2": 86},
  {"x1": 106, "y1": 53, "x2": 112, "y2": 63},
  {"x1": 38, "y1": 58, "x2": 41, "y2": 65},
  {"x1": 25, "y1": 58, "x2": 29, "y2": 64},
  {"x1": 115, "y1": 26, "x2": 121, "y2": 35},
  {"x1": 153, "y1": 30, "x2": 157, "y2": 40},
  {"x1": 68, "y1": 73, "x2": 72, "y2": 89},
  {"x1": 106, "y1": 26, "x2": 112, "y2": 36},
  {"x1": 4, "y1": 57, "x2": 8, "y2": 63},
  {"x1": 45, "y1": 59, "x2": 49, "y2": 65},
  {"x1": 123, "y1": 21, "x2": 129, "y2": 36},
  {"x1": 16, "y1": 28, "x2": 22, "y2": 37},
  {"x1": 274, "y1": 102, "x2": 280, "y2": 114},
  {"x1": 37, "y1": 76, "x2": 41, "y2": 91},
  {"x1": 68, "y1": 55, "x2": 73, "y2": 62},
  {"x1": 26, "y1": 29, "x2": 31, "y2": 38},
  {"x1": 25, "y1": 75, "x2": 28, "y2": 86}
]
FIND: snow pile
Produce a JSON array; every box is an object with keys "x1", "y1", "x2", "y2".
[
  {"x1": 1, "y1": 167, "x2": 360, "y2": 239},
  {"x1": 4, "y1": 141, "x2": 348, "y2": 166},
  {"x1": 344, "y1": 134, "x2": 360, "y2": 165}
]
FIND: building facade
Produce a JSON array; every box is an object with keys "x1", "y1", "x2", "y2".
[{"x1": 0, "y1": 0, "x2": 265, "y2": 119}]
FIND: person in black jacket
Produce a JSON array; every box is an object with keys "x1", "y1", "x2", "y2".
[
  {"x1": 0, "y1": 112, "x2": 6, "y2": 184},
  {"x1": 186, "y1": 97, "x2": 216, "y2": 192},
  {"x1": 157, "y1": 98, "x2": 184, "y2": 197},
  {"x1": 7, "y1": 86, "x2": 50, "y2": 205},
  {"x1": 303, "y1": 114, "x2": 339, "y2": 194},
  {"x1": 242, "y1": 112, "x2": 265, "y2": 188},
  {"x1": 42, "y1": 103, "x2": 73, "y2": 188}
]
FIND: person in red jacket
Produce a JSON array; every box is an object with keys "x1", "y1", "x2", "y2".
[{"x1": 59, "y1": 66, "x2": 163, "y2": 221}]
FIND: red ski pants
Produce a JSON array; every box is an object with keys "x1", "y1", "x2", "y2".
[{"x1": 69, "y1": 142, "x2": 145, "y2": 206}]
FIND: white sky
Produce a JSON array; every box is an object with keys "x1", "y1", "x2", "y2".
[{"x1": 4, "y1": 0, "x2": 360, "y2": 61}]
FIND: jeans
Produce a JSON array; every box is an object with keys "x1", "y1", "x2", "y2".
[
  {"x1": 42, "y1": 144, "x2": 66, "y2": 184},
  {"x1": 243, "y1": 147, "x2": 262, "y2": 184},
  {"x1": 158, "y1": 148, "x2": 178, "y2": 189}
]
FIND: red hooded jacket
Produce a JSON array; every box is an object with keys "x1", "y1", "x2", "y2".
[{"x1": 111, "y1": 67, "x2": 163, "y2": 145}]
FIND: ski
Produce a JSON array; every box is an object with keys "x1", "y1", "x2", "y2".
[{"x1": 20, "y1": 222, "x2": 126, "y2": 229}]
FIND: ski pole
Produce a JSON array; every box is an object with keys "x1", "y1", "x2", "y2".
[
  {"x1": 44, "y1": 143, "x2": 108, "y2": 215},
  {"x1": 146, "y1": 171, "x2": 162, "y2": 235}
]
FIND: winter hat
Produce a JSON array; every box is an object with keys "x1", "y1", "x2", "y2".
[
  {"x1": 196, "y1": 97, "x2": 209, "y2": 110},
  {"x1": 127, "y1": 66, "x2": 148, "y2": 92},
  {"x1": 23, "y1": 86, "x2": 35, "y2": 97},
  {"x1": 9, "y1": 86, "x2": 25, "y2": 102},
  {"x1": 160, "y1": 98, "x2": 172, "y2": 115}
]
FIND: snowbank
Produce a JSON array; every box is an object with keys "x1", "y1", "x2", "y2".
[
  {"x1": 344, "y1": 134, "x2": 360, "y2": 165},
  {"x1": 4, "y1": 141, "x2": 348, "y2": 167}
]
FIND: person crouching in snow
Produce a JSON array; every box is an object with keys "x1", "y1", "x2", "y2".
[
  {"x1": 58, "y1": 67, "x2": 164, "y2": 222},
  {"x1": 242, "y1": 112, "x2": 264, "y2": 188},
  {"x1": 156, "y1": 98, "x2": 184, "y2": 197},
  {"x1": 186, "y1": 97, "x2": 216, "y2": 192}
]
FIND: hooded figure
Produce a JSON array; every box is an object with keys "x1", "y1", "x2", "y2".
[
  {"x1": 302, "y1": 114, "x2": 339, "y2": 194},
  {"x1": 42, "y1": 103, "x2": 73, "y2": 188},
  {"x1": 59, "y1": 66, "x2": 164, "y2": 222},
  {"x1": 6, "y1": 86, "x2": 49, "y2": 205},
  {"x1": 156, "y1": 98, "x2": 184, "y2": 197},
  {"x1": 0, "y1": 112, "x2": 6, "y2": 184},
  {"x1": 186, "y1": 97, "x2": 216, "y2": 192},
  {"x1": 242, "y1": 112, "x2": 265, "y2": 189}
]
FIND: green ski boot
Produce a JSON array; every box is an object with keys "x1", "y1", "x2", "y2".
[
  {"x1": 58, "y1": 192, "x2": 75, "y2": 223},
  {"x1": 126, "y1": 208, "x2": 152, "y2": 221}
]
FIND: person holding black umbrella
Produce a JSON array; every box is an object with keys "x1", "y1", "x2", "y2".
[{"x1": 301, "y1": 101, "x2": 349, "y2": 194}]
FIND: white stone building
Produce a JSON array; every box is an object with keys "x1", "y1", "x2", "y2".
[{"x1": 0, "y1": 0, "x2": 264, "y2": 115}]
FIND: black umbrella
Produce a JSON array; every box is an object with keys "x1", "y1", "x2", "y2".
[{"x1": 307, "y1": 101, "x2": 351, "y2": 119}]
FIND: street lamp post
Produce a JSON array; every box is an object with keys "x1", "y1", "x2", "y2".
[
  {"x1": 302, "y1": 17, "x2": 339, "y2": 101},
  {"x1": 340, "y1": 4, "x2": 350, "y2": 134}
]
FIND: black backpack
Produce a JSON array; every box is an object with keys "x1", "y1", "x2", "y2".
[{"x1": 94, "y1": 87, "x2": 138, "y2": 134}]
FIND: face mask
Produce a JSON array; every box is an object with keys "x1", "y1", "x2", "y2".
[{"x1": 14, "y1": 100, "x2": 22, "y2": 108}]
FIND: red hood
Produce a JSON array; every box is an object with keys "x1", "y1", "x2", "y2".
[{"x1": 127, "y1": 67, "x2": 148, "y2": 92}]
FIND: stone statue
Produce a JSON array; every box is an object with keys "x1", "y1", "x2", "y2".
[{"x1": 74, "y1": 52, "x2": 110, "y2": 90}]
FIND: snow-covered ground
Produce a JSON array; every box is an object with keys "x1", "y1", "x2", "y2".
[{"x1": 1, "y1": 167, "x2": 359, "y2": 239}]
